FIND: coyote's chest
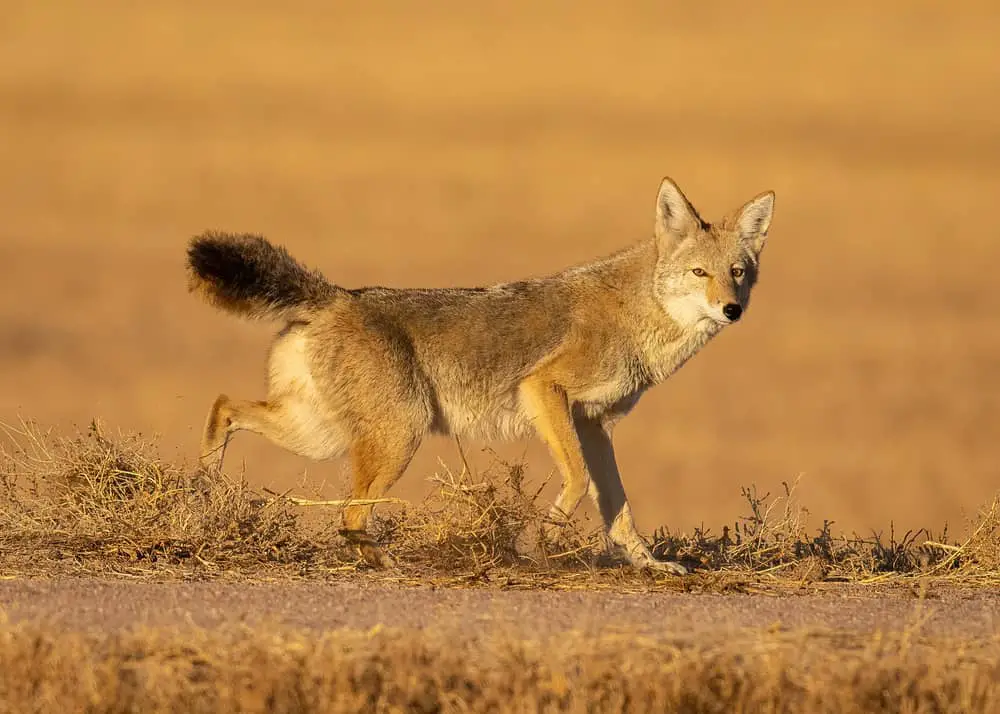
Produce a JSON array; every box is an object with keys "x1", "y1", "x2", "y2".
[
  {"x1": 571, "y1": 379, "x2": 647, "y2": 422},
  {"x1": 565, "y1": 323, "x2": 719, "y2": 423},
  {"x1": 647, "y1": 324, "x2": 719, "y2": 382}
]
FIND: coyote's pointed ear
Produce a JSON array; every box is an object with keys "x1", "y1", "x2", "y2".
[
  {"x1": 655, "y1": 177, "x2": 703, "y2": 246},
  {"x1": 733, "y1": 191, "x2": 775, "y2": 257}
]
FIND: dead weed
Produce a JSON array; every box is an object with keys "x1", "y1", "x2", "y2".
[{"x1": 1, "y1": 420, "x2": 998, "y2": 587}]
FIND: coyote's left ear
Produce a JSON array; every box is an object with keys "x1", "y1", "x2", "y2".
[{"x1": 733, "y1": 191, "x2": 775, "y2": 257}]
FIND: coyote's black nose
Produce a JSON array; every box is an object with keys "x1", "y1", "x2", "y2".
[{"x1": 723, "y1": 303, "x2": 742, "y2": 321}]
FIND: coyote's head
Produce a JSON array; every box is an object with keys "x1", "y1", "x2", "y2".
[{"x1": 652, "y1": 177, "x2": 775, "y2": 331}]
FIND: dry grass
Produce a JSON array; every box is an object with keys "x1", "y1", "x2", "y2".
[
  {"x1": 0, "y1": 420, "x2": 352, "y2": 576},
  {"x1": 1, "y1": 621, "x2": 999, "y2": 713},
  {"x1": 2, "y1": 420, "x2": 999, "y2": 590},
  {"x1": 3, "y1": 422, "x2": 1000, "y2": 712}
]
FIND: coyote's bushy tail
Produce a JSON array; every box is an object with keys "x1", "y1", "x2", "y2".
[{"x1": 187, "y1": 232, "x2": 339, "y2": 321}]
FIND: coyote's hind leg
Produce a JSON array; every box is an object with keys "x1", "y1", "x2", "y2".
[
  {"x1": 200, "y1": 394, "x2": 237, "y2": 471},
  {"x1": 341, "y1": 432, "x2": 420, "y2": 569},
  {"x1": 199, "y1": 394, "x2": 339, "y2": 472}
]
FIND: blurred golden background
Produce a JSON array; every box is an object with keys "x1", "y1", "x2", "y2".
[{"x1": 1, "y1": 1, "x2": 997, "y2": 536}]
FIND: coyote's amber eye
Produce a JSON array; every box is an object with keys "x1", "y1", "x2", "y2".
[
  {"x1": 691, "y1": 268, "x2": 708, "y2": 277},
  {"x1": 731, "y1": 267, "x2": 745, "y2": 278}
]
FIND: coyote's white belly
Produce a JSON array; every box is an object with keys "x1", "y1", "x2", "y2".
[{"x1": 432, "y1": 390, "x2": 534, "y2": 441}]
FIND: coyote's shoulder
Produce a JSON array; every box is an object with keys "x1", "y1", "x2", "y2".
[{"x1": 187, "y1": 176, "x2": 775, "y2": 574}]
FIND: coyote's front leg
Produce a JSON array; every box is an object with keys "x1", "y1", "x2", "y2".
[
  {"x1": 520, "y1": 376, "x2": 686, "y2": 575},
  {"x1": 575, "y1": 418, "x2": 687, "y2": 575},
  {"x1": 519, "y1": 377, "x2": 593, "y2": 534}
]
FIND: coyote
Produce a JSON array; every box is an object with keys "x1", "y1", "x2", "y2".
[{"x1": 187, "y1": 177, "x2": 774, "y2": 574}]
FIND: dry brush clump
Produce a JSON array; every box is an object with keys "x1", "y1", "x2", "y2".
[
  {"x1": 2, "y1": 420, "x2": 999, "y2": 585},
  {"x1": 0, "y1": 621, "x2": 999, "y2": 713},
  {"x1": 373, "y1": 452, "x2": 603, "y2": 577},
  {"x1": 648, "y1": 479, "x2": 1000, "y2": 585},
  {"x1": 0, "y1": 420, "x2": 350, "y2": 575}
]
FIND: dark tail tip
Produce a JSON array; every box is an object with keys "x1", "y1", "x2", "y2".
[
  {"x1": 186, "y1": 231, "x2": 336, "y2": 319},
  {"x1": 187, "y1": 231, "x2": 269, "y2": 294}
]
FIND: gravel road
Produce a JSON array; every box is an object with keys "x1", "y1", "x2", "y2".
[{"x1": 2, "y1": 578, "x2": 998, "y2": 641}]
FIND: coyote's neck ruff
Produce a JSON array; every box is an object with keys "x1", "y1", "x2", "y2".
[{"x1": 188, "y1": 177, "x2": 775, "y2": 574}]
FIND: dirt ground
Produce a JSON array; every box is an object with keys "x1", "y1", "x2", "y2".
[
  {"x1": 2, "y1": 578, "x2": 998, "y2": 641},
  {"x1": 1, "y1": 1, "x2": 999, "y2": 539}
]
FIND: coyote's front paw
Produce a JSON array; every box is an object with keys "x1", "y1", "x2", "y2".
[
  {"x1": 637, "y1": 555, "x2": 687, "y2": 575},
  {"x1": 340, "y1": 529, "x2": 397, "y2": 570},
  {"x1": 625, "y1": 547, "x2": 687, "y2": 576},
  {"x1": 359, "y1": 542, "x2": 397, "y2": 570},
  {"x1": 542, "y1": 505, "x2": 575, "y2": 543}
]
